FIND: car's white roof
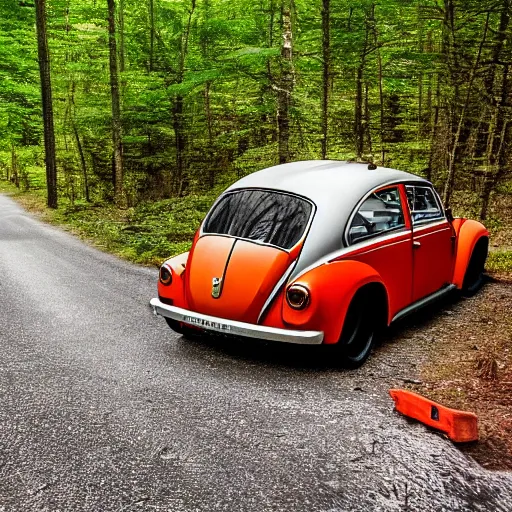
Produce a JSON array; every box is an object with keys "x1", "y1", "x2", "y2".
[
  {"x1": 227, "y1": 160, "x2": 426, "y2": 202},
  {"x1": 224, "y1": 160, "x2": 430, "y2": 278}
]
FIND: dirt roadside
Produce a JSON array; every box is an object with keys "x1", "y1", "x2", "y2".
[{"x1": 397, "y1": 273, "x2": 512, "y2": 470}]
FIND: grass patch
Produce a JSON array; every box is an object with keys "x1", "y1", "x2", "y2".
[{"x1": 487, "y1": 251, "x2": 512, "y2": 273}]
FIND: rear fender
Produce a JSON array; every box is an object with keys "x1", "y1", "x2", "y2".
[
  {"x1": 451, "y1": 219, "x2": 489, "y2": 289},
  {"x1": 157, "y1": 252, "x2": 189, "y2": 308},
  {"x1": 267, "y1": 260, "x2": 388, "y2": 344}
]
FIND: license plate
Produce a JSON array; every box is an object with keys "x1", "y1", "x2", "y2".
[{"x1": 183, "y1": 316, "x2": 232, "y2": 332}]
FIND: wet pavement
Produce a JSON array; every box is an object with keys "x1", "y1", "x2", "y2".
[{"x1": 0, "y1": 194, "x2": 511, "y2": 511}]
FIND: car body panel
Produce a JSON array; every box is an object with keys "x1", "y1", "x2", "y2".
[
  {"x1": 334, "y1": 230, "x2": 413, "y2": 321},
  {"x1": 183, "y1": 235, "x2": 292, "y2": 322},
  {"x1": 278, "y1": 260, "x2": 384, "y2": 344},
  {"x1": 185, "y1": 235, "x2": 235, "y2": 313},
  {"x1": 157, "y1": 252, "x2": 189, "y2": 308},
  {"x1": 451, "y1": 219, "x2": 489, "y2": 289},
  {"x1": 412, "y1": 220, "x2": 455, "y2": 301},
  {"x1": 193, "y1": 238, "x2": 291, "y2": 322}
]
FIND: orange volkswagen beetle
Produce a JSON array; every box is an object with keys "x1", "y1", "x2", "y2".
[{"x1": 150, "y1": 161, "x2": 488, "y2": 367}]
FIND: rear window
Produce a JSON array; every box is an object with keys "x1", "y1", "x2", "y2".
[{"x1": 203, "y1": 189, "x2": 313, "y2": 250}]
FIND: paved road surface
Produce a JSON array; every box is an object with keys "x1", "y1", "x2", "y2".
[{"x1": 0, "y1": 194, "x2": 511, "y2": 511}]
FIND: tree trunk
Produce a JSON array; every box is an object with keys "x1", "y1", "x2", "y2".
[
  {"x1": 264, "y1": 0, "x2": 277, "y2": 145},
  {"x1": 480, "y1": 66, "x2": 511, "y2": 220},
  {"x1": 172, "y1": 96, "x2": 185, "y2": 194},
  {"x1": 72, "y1": 123, "x2": 90, "y2": 202},
  {"x1": 11, "y1": 145, "x2": 19, "y2": 189},
  {"x1": 364, "y1": 82, "x2": 372, "y2": 156},
  {"x1": 171, "y1": 0, "x2": 196, "y2": 195},
  {"x1": 35, "y1": 0, "x2": 58, "y2": 208},
  {"x1": 204, "y1": 82, "x2": 215, "y2": 189},
  {"x1": 480, "y1": 0, "x2": 511, "y2": 219},
  {"x1": 484, "y1": 0, "x2": 510, "y2": 100},
  {"x1": 149, "y1": 0, "x2": 155, "y2": 71},
  {"x1": 321, "y1": 0, "x2": 330, "y2": 160},
  {"x1": 354, "y1": 63, "x2": 364, "y2": 160},
  {"x1": 369, "y1": 7, "x2": 384, "y2": 165},
  {"x1": 277, "y1": 4, "x2": 293, "y2": 164},
  {"x1": 442, "y1": 10, "x2": 489, "y2": 207},
  {"x1": 68, "y1": 81, "x2": 90, "y2": 202},
  {"x1": 480, "y1": 119, "x2": 509, "y2": 220},
  {"x1": 427, "y1": 76, "x2": 441, "y2": 182},
  {"x1": 119, "y1": 0, "x2": 125, "y2": 73},
  {"x1": 376, "y1": 44, "x2": 384, "y2": 165},
  {"x1": 354, "y1": 5, "x2": 373, "y2": 160},
  {"x1": 418, "y1": 74, "x2": 423, "y2": 139},
  {"x1": 107, "y1": 0, "x2": 124, "y2": 205}
]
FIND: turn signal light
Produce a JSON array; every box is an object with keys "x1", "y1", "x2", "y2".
[
  {"x1": 286, "y1": 284, "x2": 310, "y2": 310},
  {"x1": 159, "y1": 265, "x2": 172, "y2": 285}
]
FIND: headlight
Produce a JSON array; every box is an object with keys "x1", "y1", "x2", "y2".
[
  {"x1": 286, "y1": 284, "x2": 310, "y2": 310},
  {"x1": 159, "y1": 265, "x2": 172, "y2": 285}
]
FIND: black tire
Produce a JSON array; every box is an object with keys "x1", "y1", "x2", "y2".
[
  {"x1": 462, "y1": 237, "x2": 488, "y2": 296},
  {"x1": 165, "y1": 318, "x2": 200, "y2": 339},
  {"x1": 336, "y1": 289, "x2": 378, "y2": 368}
]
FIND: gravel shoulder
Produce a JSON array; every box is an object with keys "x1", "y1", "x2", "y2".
[{"x1": 402, "y1": 274, "x2": 512, "y2": 470}]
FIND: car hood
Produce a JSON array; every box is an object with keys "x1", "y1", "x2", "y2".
[{"x1": 185, "y1": 235, "x2": 292, "y2": 323}]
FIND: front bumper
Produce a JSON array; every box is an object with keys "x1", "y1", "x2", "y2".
[{"x1": 150, "y1": 298, "x2": 324, "y2": 345}]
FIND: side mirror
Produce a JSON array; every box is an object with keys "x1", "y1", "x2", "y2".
[{"x1": 445, "y1": 207, "x2": 454, "y2": 223}]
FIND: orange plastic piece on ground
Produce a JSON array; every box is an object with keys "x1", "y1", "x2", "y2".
[{"x1": 389, "y1": 389, "x2": 478, "y2": 443}]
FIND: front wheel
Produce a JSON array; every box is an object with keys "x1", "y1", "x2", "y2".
[
  {"x1": 462, "y1": 238, "x2": 488, "y2": 296},
  {"x1": 336, "y1": 290, "x2": 377, "y2": 368}
]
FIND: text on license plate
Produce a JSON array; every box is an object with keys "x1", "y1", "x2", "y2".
[{"x1": 183, "y1": 316, "x2": 232, "y2": 332}]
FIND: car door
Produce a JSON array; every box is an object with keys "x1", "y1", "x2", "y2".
[
  {"x1": 345, "y1": 184, "x2": 413, "y2": 318},
  {"x1": 406, "y1": 185, "x2": 454, "y2": 301}
]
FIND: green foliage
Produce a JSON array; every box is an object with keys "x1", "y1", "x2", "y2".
[
  {"x1": 53, "y1": 193, "x2": 214, "y2": 265},
  {"x1": 0, "y1": 0, "x2": 42, "y2": 149}
]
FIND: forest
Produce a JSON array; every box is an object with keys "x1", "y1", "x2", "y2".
[{"x1": 0, "y1": 0, "x2": 511, "y2": 265}]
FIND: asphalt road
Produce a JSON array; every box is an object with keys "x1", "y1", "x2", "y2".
[{"x1": 0, "y1": 194, "x2": 511, "y2": 512}]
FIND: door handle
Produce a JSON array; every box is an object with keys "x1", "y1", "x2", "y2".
[{"x1": 413, "y1": 240, "x2": 421, "y2": 249}]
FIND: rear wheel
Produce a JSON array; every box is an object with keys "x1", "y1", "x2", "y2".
[
  {"x1": 337, "y1": 289, "x2": 379, "y2": 368},
  {"x1": 462, "y1": 238, "x2": 488, "y2": 296}
]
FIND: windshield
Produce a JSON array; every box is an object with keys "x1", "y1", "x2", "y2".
[{"x1": 203, "y1": 189, "x2": 313, "y2": 250}]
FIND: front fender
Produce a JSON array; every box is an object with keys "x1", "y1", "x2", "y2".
[
  {"x1": 451, "y1": 219, "x2": 489, "y2": 289},
  {"x1": 270, "y1": 260, "x2": 386, "y2": 344}
]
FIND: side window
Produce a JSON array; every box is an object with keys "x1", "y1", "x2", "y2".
[
  {"x1": 406, "y1": 186, "x2": 444, "y2": 225},
  {"x1": 347, "y1": 187, "x2": 405, "y2": 245}
]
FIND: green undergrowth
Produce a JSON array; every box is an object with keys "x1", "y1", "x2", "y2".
[
  {"x1": 0, "y1": 180, "x2": 214, "y2": 266},
  {"x1": 487, "y1": 251, "x2": 512, "y2": 273}
]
